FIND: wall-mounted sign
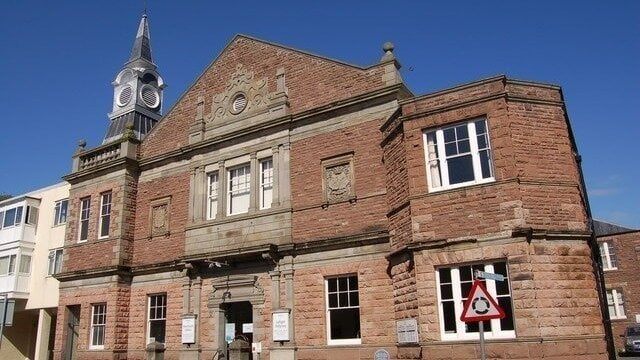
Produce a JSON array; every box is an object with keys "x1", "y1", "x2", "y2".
[
  {"x1": 243, "y1": 323, "x2": 253, "y2": 333},
  {"x1": 396, "y1": 318, "x2": 418, "y2": 344},
  {"x1": 181, "y1": 316, "x2": 196, "y2": 344},
  {"x1": 272, "y1": 309, "x2": 290, "y2": 342},
  {"x1": 252, "y1": 342, "x2": 262, "y2": 353},
  {"x1": 225, "y1": 323, "x2": 236, "y2": 343},
  {"x1": 374, "y1": 349, "x2": 390, "y2": 360}
]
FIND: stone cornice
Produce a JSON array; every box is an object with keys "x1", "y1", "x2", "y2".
[{"x1": 139, "y1": 84, "x2": 408, "y2": 171}]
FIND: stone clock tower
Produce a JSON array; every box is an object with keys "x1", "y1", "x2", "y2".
[{"x1": 103, "y1": 14, "x2": 165, "y2": 144}]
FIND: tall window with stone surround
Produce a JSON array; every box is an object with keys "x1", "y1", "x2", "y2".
[
  {"x1": 78, "y1": 197, "x2": 91, "y2": 242},
  {"x1": 606, "y1": 289, "x2": 626, "y2": 319},
  {"x1": 436, "y1": 261, "x2": 514, "y2": 340},
  {"x1": 599, "y1": 241, "x2": 618, "y2": 271},
  {"x1": 207, "y1": 172, "x2": 219, "y2": 219},
  {"x1": 260, "y1": 158, "x2": 273, "y2": 209},
  {"x1": 90, "y1": 303, "x2": 106, "y2": 349},
  {"x1": 424, "y1": 118, "x2": 494, "y2": 191},
  {"x1": 325, "y1": 275, "x2": 361, "y2": 345},
  {"x1": 227, "y1": 164, "x2": 250, "y2": 215},
  {"x1": 148, "y1": 294, "x2": 167, "y2": 344},
  {"x1": 99, "y1": 192, "x2": 112, "y2": 238}
]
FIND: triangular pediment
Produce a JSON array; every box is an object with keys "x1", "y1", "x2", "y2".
[{"x1": 141, "y1": 35, "x2": 397, "y2": 159}]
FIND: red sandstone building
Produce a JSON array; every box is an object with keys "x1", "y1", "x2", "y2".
[
  {"x1": 53, "y1": 15, "x2": 611, "y2": 359},
  {"x1": 594, "y1": 221, "x2": 640, "y2": 355}
]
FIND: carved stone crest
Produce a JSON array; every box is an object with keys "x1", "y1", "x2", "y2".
[
  {"x1": 150, "y1": 197, "x2": 171, "y2": 237},
  {"x1": 325, "y1": 164, "x2": 352, "y2": 202},
  {"x1": 322, "y1": 153, "x2": 355, "y2": 204},
  {"x1": 205, "y1": 64, "x2": 270, "y2": 123}
]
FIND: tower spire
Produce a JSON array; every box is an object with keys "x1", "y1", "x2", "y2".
[
  {"x1": 128, "y1": 14, "x2": 154, "y2": 67},
  {"x1": 103, "y1": 13, "x2": 165, "y2": 144}
]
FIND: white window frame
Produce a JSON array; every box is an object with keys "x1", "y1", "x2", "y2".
[
  {"x1": 48, "y1": 248, "x2": 64, "y2": 275},
  {"x1": 90, "y1": 303, "x2": 107, "y2": 349},
  {"x1": 599, "y1": 241, "x2": 618, "y2": 271},
  {"x1": 423, "y1": 118, "x2": 494, "y2": 192},
  {"x1": 54, "y1": 199, "x2": 68, "y2": 226},
  {"x1": 18, "y1": 254, "x2": 31, "y2": 274},
  {"x1": 436, "y1": 262, "x2": 515, "y2": 341},
  {"x1": 98, "y1": 192, "x2": 112, "y2": 239},
  {"x1": 0, "y1": 254, "x2": 17, "y2": 275},
  {"x1": 78, "y1": 197, "x2": 91, "y2": 242},
  {"x1": 2, "y1": 206, "x2": 23, "y2": 228},
  {"x1": 325, "y1": 275, "x2": 361, "y2": 345},
  {"x1": 147, "y1": 294, "x2": 167, "y2": 344},
  {"x1": 259, "y1": 158, "x2": 273, "y2": 209},
  {"x1": 227, "y1": 164, "x2": 251, "y2": 215},
  {"x1": 207, "y1": 172, "x2": 219, "y2": 220},
  {"x1": 606, "y1": 289, "x2": 626, "y2": 320}
]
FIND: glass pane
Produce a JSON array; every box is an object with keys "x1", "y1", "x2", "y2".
[
  {"x1": 461, "y1": 282, "x2": 472, "y2": 299},
  {"x1": 440, "y1": 284, "x2": 453, "y2": 300},
  {"x1": 149, "y1": 320, "x2": 166, "y2": 343},
  {"x1": 443, "y1": 128, "x2": 456, "y2": 142},
  {"x1": 328, "y1": 278, "x2": 337, "y2": 293},
  {"x1": 349, "y1": 276, "x2": 358, "y2": 290},
  {"x1": 445, "y1": 142, "x2": 458, "y2": 156},
  {"x1": 330, "y1": 308, "x2": 360, "y2": 340},
  {"x1": 458, "y1": 139, "x2": 470, "y2": 153},
  {"x1": 475, "y1": 119, "x2": 487, "y2": 134},
  {"x1": 456, "y1": 125, "x2": 469, "y2": 139},
  {"x1": 328, "y1": 293, "x2": 338, "y2": 308},
  {"x1": 338, "y1": 277, "x2": 348, "y2": 291},
  {"x1": 15, "y1": 207, "x2": 23, "y2": 224},
  {"x1": 442, "y1": 301, "x2": 456, "y2": 332},
  {"x1": 477, "y1": 133, "x2": 488, "y2": 149},
  {"x1": 350, "y1": 291, "x2": 359, "y2": 307},
  {"x1": 447, "y1": 155, "x2": 474, "y2": 184},
  {"x1": 479, "y1": 150, "x2": 492, "y2": 178},
  {"x1": 460, "y1": 266, "x2": 472, "y2": 282},
  {"x1": 4, "y1": 208, "x2": 16, "y2": 227},
  {"x1": 498, "y1": 297, "x2": 514, "y2": 330},
  {"x1": 439, "y1": 268, "x2": 451, "y2": 283},
  {"x1": 338, "y1": 292, "x2": 348, "y2": 307}
]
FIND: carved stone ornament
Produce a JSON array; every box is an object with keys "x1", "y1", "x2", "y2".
[
  {"x1": 205, "y1": 64, "x2": 270, "y2": 123},
  {"x1": 325, "y1": 163, "x2": 352, "y2": 203},
  {"x1": 151, "y1": 203, "x2": 168, "y2": 236}
]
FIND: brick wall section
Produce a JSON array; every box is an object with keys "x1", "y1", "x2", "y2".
[
  {"x1": 382, "y1": 119, "x2": 413, "y2": 251},
  {"x1": 413, "y1": 240, "x2": 607, "y2": 358},
  {"x1": 599, "y1": 230, "x2": 640, "y2": 352},
  {"x1": 294, "y1": 258, "x2": 395, "y2": 354},
  {"x1": 141, "y1": 36, "x2": 387, "y2": 159},
  {"x1": 63, "y1": 178, "x2": 126, "y2": 272},
  {"x1": 132, "y1": 172, "x2": 190, "y2": 266},
  {"x1": 393, "y1": 78, "x2": 587, "y2": 244},
  {"x1": 291, "y1": 119, "x2": 388, "y2": 242},
  {"x1": 53, "y1": 284, "x2": 131, "y2": 360}
]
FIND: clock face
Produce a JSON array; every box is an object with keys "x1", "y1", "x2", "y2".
[
  {"x1": 140, "y1": 84, "x2": 160, "y2": 109},
  {"x1": 117, "y1": 85, "x2": 133, "y2": 107}
]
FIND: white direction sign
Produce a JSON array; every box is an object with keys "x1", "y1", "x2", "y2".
[
  {"x1": 460, "y1": 280, "x2": 505, "y2": 322},
  {"x1": 474, "y1": 270, "x2": 505, "y2": 282}
]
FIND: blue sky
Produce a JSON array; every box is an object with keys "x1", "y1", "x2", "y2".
[{"x1": 1, "y1": 1, "x2": 638, "y2": 228}]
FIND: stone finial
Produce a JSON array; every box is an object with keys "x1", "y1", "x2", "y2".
[
  {"x1": 381, "y1": 41, "x2": 395, "y2": 62},
  {"x1": 75, "y1": 139, "x2": 87, "y2": 154}
]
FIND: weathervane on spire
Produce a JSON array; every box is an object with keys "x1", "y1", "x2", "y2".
[{"x1": 143, "y1": 0, "x2": 148, "y2": 16}]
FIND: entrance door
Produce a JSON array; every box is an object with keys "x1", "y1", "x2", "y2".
[
  {"x1": 221, "y1": 301, "x2": 253, "y2": 356},
  {"x1": 64, "y1": 306, "x2": 80, "y2": 360}
]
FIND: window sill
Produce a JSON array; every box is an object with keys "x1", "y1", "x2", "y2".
[
  {"x1": 428, "y1": 177, "x2": 495, "y2": 193},
  {"x1": 327, "y1": 339, "x2": 362, "y2": 346}
]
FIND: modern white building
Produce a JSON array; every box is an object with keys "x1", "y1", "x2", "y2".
[{"x1": 0, "y1": 182, "x2": 69, "y2": 360}]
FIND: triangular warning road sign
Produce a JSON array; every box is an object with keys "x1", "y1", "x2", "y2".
[{"x1": 460, "y1": 280, "x2": 506, "y2": 322}]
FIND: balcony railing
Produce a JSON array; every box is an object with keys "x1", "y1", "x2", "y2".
[{"x1": 71, "y1": 137, "x2": 138, "y2": 173}]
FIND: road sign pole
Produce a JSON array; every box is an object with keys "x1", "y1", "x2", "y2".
[{"x1": 479, "y1": 320, "x2": 486, "y2": 360}]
